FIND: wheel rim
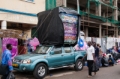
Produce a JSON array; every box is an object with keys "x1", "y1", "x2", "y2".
[
  {"x1": 78, "y1": 61, "x2": 83, "y2": 69},
  {"x1": 38, "y1": 66, "x2": 46, "y2": 77}
]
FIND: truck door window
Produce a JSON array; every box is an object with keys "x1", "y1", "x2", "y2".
[
  {"x1": 64, "y1": 47, "x2": 71, "y2": 53},
  {"x1": 53, "y1": 48, "x2": 62, "y2": 54}
]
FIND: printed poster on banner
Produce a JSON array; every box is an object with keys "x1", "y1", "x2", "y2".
[{"x1": 2, "y1": 38, "x2": 18, "y2": 59}]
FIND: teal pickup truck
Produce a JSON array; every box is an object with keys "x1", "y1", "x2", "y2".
[{"x1": 12, "y1": 46, "x2": 86, "y2": 79}]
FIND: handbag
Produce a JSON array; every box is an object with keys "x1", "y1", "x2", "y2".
[
  {"x1": 92, "y1": 62, "x2": 99, "y2": 72},
  {"x1": 0, "y1": 64, "x2": 8, "y2": 75},
  {"x1": 7, "y1": 72, "x2": 15, "y2": 79}
]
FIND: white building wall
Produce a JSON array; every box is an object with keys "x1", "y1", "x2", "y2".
[
  {"x1": 0, "y1": 0, "x2": 45, "y2": 24},
  {"x1": 0, "y1": 0, "x2": 45, "y2": 14}
]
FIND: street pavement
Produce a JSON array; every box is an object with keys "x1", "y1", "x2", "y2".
[{"x1": 1, "y1": 64, "x2": 120, "y2": 79}]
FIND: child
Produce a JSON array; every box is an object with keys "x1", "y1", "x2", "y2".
[{"x1": 108, "y1": 55, "x2": 114, "y2": 66}]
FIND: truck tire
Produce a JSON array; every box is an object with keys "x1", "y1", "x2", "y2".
[
  {"x1": 33, "y1": 63, "x2": 47, "y2": 79},
  {"x1": 74, "y1": 59, "x2": 83, "y2": 71}
]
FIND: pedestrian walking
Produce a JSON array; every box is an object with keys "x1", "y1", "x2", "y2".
[
  {"x1": 1, "y1": 44, "x2": 13, "y2": 79},
  {"x1": 83, "y1": 42, "x2": 95, "y2": 77}
]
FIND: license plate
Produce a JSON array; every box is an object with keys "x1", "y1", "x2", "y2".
[{"x1": 12, "y1": 64, "x2": 18, "y2": 67}]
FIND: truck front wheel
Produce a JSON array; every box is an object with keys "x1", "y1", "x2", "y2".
[
  {"x1": 74, "y1": 59, "x2": 83, "y2": 71},
  {"x1": 33, "y1": 63, "x2": 47, "y2": 79}
]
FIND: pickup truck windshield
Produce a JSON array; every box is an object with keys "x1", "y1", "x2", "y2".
[{"x1": 34, "y1": 46, "x2": 49, "y2": 54}]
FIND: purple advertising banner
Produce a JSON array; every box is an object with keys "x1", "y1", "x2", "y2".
[{"x1": 2, "y1": 38, "x2": 18, "y2": 59}]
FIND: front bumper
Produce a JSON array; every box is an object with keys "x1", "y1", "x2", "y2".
[{"x1": 12, "y1": 63, "x2": 33, "y2": 72}]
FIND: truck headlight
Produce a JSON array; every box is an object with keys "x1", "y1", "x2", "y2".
[{"x1": 22, "y1": 59, "x2": 31, "y2": 64}]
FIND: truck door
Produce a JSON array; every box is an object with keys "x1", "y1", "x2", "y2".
[
  {"x1": 62, "y1": 47, "x2": 75, "y2": 65},
  {"x1": 48, "y1": 47, "x2": 64, "y2": 67}
]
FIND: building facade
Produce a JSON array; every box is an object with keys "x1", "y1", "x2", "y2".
[
  {"x1": 0, "y1": 0, "x2": 45, "y2": 39},
  {"x1": 0, "y1": 0, "x2": 120, "y2": 38},
  {"x1": 56, "y1": 0, "x2": 120, "y2": 38}
]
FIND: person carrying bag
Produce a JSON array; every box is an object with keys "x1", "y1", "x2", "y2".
[
  {"x1": 0, "y1": 44, "x2": 15, "y2": 79},
  {"x1": 82, "y1": 42, "x2": 96, "y2": 77}
]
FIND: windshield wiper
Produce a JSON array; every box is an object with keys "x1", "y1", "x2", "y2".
[
  {"x1": 39, "y1": 53, "x2": 46, "y2": 54},
  {"x1": 34, "y1": 53, "x2": 46, "y2": 54}
]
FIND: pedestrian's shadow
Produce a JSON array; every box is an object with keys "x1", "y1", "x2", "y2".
[{"x1": 14, "y1": 72, "x2": 34, "y2": 79}]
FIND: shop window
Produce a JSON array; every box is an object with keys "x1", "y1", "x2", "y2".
[
  {"x1": 64, "y1": 47, "x2": 71, "y2": 53},
  {"x1": 53, "y1": 48, "x2": 62, "y2": 54}
]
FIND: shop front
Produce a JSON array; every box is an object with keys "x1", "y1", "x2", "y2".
[
  {"x1": 0, "y1": 24, "x2": 36, "y2": 59},
  {"x1": 0, "y1": 12, "x2": 38, "y2": 58}
]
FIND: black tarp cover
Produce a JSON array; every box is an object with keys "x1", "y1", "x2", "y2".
[{"x1": 37, "y1": 7, "x2": 80, "y2": 45}]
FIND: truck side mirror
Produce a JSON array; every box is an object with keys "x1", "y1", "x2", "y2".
[{"x1": 50, "y1": 51, "x2": 54, "y2": 55}]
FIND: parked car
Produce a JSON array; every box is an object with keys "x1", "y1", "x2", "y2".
[{"x1": 12, "y1": 46, "x2": 86, "y2": 79}]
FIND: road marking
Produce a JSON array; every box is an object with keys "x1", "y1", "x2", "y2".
[{"x1": 45, "y1": 71, "x2": 75, "y2": 79}]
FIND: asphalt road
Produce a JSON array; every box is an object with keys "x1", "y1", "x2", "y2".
[{"x1": 1, "y1": 64, "x2": 120, "y2": 79}]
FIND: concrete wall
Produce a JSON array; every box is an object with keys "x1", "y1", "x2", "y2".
[
  {"x1": 86, "y1": 37, "x2": 120, "y2": 49},
  {"x1": 0, "y1": 0, "x2": 45, "y2": 24},
  {"x1": 0, "y1": 13, "x2": 37, "y2": 24},
  {"x1": 0, "y1": 0, "x2": 45, "y2": 14},
  {"x1": 56, "y1": 0, "x2": 63, "y2": 7}
]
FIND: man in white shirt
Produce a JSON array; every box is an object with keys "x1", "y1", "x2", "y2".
[{"x1": 86, "y1": 42, "x2": 95, "y2": 77}]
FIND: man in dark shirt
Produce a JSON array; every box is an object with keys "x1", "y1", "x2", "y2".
[
  {"x1": 93, "y1": 43, "x2": 100, "y2": 68},
  {"x1": 95, "y1": 45, "x2": 99, "y2": 58},
  {"x1": 93, "y1": 43, "x2": 99, "y2": 58}
]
